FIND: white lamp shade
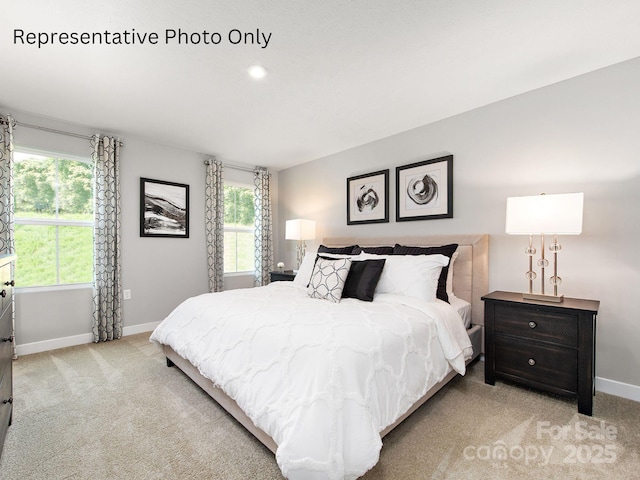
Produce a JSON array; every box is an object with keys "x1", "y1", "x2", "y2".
[
  {"x1": 285, "y1": 219, "x2": 316, "y2": 240},
  {"x1": 506, "y1": 193, "x2": 584, "y2": 235}
]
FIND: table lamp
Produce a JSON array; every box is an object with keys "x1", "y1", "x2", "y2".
[
  {"x1": 285, "y1": 219, "x2": 316, "y2": 269},
  {"x1": 505, "y1": 192, "x2": 583, "y2": 302}
]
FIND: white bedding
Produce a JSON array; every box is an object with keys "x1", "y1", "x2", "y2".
[
  {"x1": 448, "y1": 295, "x2": 472, "y2": 328},
  {"x1": 150, "y1": 281, "x2": 473, "y2": 480}
]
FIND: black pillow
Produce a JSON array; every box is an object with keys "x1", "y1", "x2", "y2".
[
  {"x1": 342, "y1": 259, "x2": 386, "y2": 302},
  {"x1": 392, "y1": 243, "x2": 458, "y2": 303},
  {"x1": 351, "y1": 246, "x2": 394, "y2": 255},
  {"x1": 317, "y1": 244, "x2": 358, "y2": 255}
]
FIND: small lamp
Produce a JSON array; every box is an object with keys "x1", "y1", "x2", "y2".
[
  {"x1": 506, "y1": 192, "x2": 583, "y2": 302},
  {"x1": 285, "y1": 219, "x2": 316, "y2": 269}
]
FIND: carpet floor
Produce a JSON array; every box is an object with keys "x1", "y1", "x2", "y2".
[{"x1": 0, "y1": 333, "x2": 638, "y2": 479}]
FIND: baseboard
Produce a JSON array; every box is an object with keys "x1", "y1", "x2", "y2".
[
  {"x1": 596, "y1": 376, "x2": 640, "y2": 403},
  {"x1": 15, "y1": 321, "x2": 162, "y2": 357},
  {"x1": 122, "y1": 321, "x2": 162, "y2": 336}
]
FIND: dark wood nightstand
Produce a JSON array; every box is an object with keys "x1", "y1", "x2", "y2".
[
  {"x1": 482, "y1": 291, "x2": 599, "y2": 416},
  {"x1": 269, "y1": 270, "x2": 296, "y2": 282}
]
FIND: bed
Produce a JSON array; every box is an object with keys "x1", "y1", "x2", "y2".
[{"x1": 150, "y1": 233, "x2": 488, "y2": 480}]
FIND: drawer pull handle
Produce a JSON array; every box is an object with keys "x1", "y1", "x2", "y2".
[
  {"x1": 3, "y1": 280, "x2": 14, "y2": 287},
  {"x1": 528, "y1": 321, "x2": 537, "y2": 329},
  {"x1": 0, "y1": 290, "x2": 5, "y2": 298},
  {"x1": 528, "y1": 358, "x2": 536, "y2": 366},
  {"x1": 1, "y1": 336, "x2": 13, "y2": 343},
  {"x1": 2, "y1": 397, "x2": 12, "y2": 405}
]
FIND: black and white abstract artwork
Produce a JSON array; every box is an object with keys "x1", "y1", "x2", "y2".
[
  {"x1": 347, "y1": 169, "x2": 389, "y2": 225},
  {"x1": 140, "y1": 177, "x2": 190, "y2": 237},
  {"x1": 396, "y1": 155, "x2": 453, "y2": 222}
]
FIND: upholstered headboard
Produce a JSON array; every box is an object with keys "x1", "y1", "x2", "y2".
[{"x1": 321, "y1": 234, "x2": 489, "y2": 326}]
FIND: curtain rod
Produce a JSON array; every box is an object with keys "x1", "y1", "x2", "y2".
[
  {"x1": 15, "y1": 121, "x2": 124, "y2": 147},
  {"x1": 204, "y1": 158, "x2": 259, "y2": 173}
]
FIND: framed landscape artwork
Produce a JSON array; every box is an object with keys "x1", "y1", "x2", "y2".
[
  {"x1": 396, "y1": 155, "x2": 453, "y2": 222},
  {"x1": 140, "y1": 177, "x2": 190, "y2": 238},
  {"x1": 346, "y1": 169, "x2": 389, "y2": 225}
]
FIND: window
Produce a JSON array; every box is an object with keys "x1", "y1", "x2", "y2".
[
  {"x1": 14, "y1": 150, "x2": 94, "y2": 288},
  {"x1": 224, "y1": 183, "x2": 255, "y2": 273}
]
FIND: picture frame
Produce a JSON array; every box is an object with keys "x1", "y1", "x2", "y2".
[
  {"x1": 140, "y1": 177, "x2": 190, "y2": 238},
  {"x1": 396, "y1": 155, "x2": 453, "y2": 221},
  {"x1": 346, "y1": 169, "x2": 389, "y2": 225}
]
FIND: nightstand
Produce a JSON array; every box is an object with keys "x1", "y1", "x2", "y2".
[
  {"x1": 269, "y1": 270, "x2": 296, "y2": 282},
  {"x1": 482, "y1": 291, "x2": 599, "y2": 416}
]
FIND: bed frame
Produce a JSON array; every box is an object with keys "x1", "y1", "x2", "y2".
[{"x1": 163, "y1": 233, "x2": 489, "y2": 454}]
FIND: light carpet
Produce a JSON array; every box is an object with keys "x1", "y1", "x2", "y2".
[{"x1": 0, "y1": 333, "x2": 638, "y2": 479}]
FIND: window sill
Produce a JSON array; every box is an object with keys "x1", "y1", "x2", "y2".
[
  {"x1": 16, "y1": 283, "x2": 93, "y2": 294},
  {"x1": 224, "y1": 271, "x2": 255, "y2": 278}
]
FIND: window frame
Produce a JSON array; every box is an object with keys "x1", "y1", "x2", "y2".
[
  {"x1": 13, "y1": 146, "x2": 95, "y2": 291},
  {"x1": 223, "y1": 180, "x2": 255, "y2": 276}
]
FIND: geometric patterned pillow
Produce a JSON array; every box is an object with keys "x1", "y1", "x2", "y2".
[{"x1": 307, "y1": 257, "x2": 352, "y2": 303}]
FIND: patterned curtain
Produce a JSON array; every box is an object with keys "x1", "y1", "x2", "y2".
[
  {"x1": 0, "y1": 115, "x2": 16, "y2": 358},
  {"x1": 205, "y1": 158, "x2": 224, "y2": 292},
  {"x1": 91, "y1": 135, "x2": 122, "y2": 342},
  {"x1": 0, "y1": 115, "x2": 15, "y2": 255},
  {"x1": 254, "y1": 167, "x2": 274, "y2": 286}
]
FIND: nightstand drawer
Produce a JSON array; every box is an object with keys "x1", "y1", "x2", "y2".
[
  {"x1": 494, "y1": 304, "x2": 577, "y2": 347},
  {"x1": 0, "y1": 361, "x2": 12, "y2": 455},
  {"x1": 0, "y1": 263, "x2": 11, "y2": 314},
  {"x1": 495, "y1": 335, "x2": 577, "y2": 393},
  {"x1": 0, "y1": 305, "x2": 11, "y2": 387},
  {"x1": 0, "y1": 322, "x2": 10, "y2": 381},
  {"x1": 0, "y1": 307, "x2": 10, "y2": 342}
]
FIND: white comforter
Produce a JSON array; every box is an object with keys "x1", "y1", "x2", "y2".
[{"x1": 150, "y1": 282, "x2": 473, "y2": 480}]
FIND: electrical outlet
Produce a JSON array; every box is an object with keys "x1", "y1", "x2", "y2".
[{"x1": 123, "y1": 289, "x2": 131, "y2": 300}]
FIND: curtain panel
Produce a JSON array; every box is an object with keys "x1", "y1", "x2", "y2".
[
  {"x1": 0, "y1": 115, "x2": 15, "y2": 255},
  {"x1": 253, "y1": 167, "x2": 273, "y2": 287},
  {"x1": 91, "y1": 135, "x2": 122, "y2": 342},
  {"x1": 0, "y1": 115, "x2": 16, "y2": 359},
  {"x1": 205, "y1": 158, "x2": 224, "y2": 292}
]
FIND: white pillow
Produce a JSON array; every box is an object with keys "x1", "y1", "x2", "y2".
[
  {"x1": 446, "y1": 251, "x2": 459, "y2": 298},
  {"x1": 293, "y1": 251, "x2": 354, "y2": 287},
  {"x1": 293, "y1": 251, "x2": 318, "y2": 287},
  {"x1": 360, "y1": 253, "x2": 449, "y2": 302},
  {"x1": 307, "y1": 257, "x2": 352, "y2": 303}
]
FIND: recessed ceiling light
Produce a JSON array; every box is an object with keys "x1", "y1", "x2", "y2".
[{"x1": 248, "y1": 65, "x2": 267, "y2": 79}]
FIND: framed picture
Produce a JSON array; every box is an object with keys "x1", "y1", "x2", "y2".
[
  {"x1": 140, "y1": 177, "x2": 190, "y2": 238},
  {"x1": 396, "y1": 155, "x2": 453, "y2": 221},
  {"x1": 346, "y1": 169, "x2": 389, "y2": 225}
]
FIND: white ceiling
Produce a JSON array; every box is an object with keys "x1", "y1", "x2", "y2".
[{"x1": 3, "y1": 0, "x2": 640, "y2": 171}]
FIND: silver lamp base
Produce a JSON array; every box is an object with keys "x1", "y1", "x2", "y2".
[
  {"x1": 523, "y1": 292, "x2": 564, "y2": 303},
  {"x1": 522, "y1": 234, "x2": 565, "y2": 303}
]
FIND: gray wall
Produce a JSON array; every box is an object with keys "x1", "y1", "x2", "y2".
[{"x1": 277, "y1": 57, "x2": 640, "y2": 394}]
